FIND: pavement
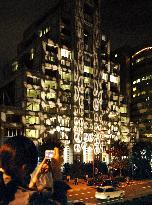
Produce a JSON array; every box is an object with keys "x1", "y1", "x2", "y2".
[{"x1": 67, "y1": 179, "x2": 88, "y2": 191}]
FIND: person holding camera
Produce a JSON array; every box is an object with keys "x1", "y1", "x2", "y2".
[{"x1": 0, "y1": 135, "x2": 60, "y2": 205}]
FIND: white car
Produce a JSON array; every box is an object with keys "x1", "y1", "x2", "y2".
[{"x1": 95, "y1": 186, "x2": 125, "y2": 201}]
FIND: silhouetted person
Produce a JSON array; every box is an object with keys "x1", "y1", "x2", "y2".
[
  {"x1": 74, "y1": 178, "x2": 78, "y2": 185},
  {"x1": 0, "y1": 135, "x2": 59, "y2": 205}
]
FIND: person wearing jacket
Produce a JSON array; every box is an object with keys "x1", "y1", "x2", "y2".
[{"x1": 0, "y1": 135, "x2": 59, "y2": 205}]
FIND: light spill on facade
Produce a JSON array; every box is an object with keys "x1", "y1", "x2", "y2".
[{"x1": 0, "y1": 0, "x2": 137, "y2": 164}]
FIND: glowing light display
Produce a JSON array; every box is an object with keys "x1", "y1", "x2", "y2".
[{"x1": 0, "y1": 1, "x2": 137, "y2": 165}]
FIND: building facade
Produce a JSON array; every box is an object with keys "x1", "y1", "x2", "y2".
[
  {"x1": 0, "y1": 0, "x2": 135, "y2": 164},
  {"x1": 131, "y1": 46, "x2": 152, "y2": 141},
  {"x1": 112, "y1": 45, "x2": 152, "y2": 142}
]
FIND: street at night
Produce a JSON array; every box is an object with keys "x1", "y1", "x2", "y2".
[
  {"x1": 0, "y1": 0, "x2": 152, "y2": 205},
  {"x1": 67, "y1": 179, "x2": 152, "y2": 204}
]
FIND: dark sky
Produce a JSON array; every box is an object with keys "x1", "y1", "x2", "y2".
[
  {"x1": 101, "y1": 0, "x2": 152, "y2": 50},
  {"x1": 0, "y1": 0, "x2": 152, "y2": 67}
]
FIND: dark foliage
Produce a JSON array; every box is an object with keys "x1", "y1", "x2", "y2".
[
  {"x1": 131, "y1": 141, "x2": 152, "y2": 179},
  {"x1": 62, "y1": 161, "x2": 108, "y2": 179}
]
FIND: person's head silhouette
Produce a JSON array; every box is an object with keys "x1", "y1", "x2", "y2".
[{"x1": 0, "y1": 135, "x2": 38, "y2": 204}]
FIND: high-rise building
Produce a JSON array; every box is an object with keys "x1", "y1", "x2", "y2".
[
  {"x1": 131, "y1": 46, "x2": 152, "y2": 141},
  {"x1": 0, "y1": 0, "x2": 136, "y2": 163},
  {"x1": 112, "y1": 44, "x2": 152, "y2": 142}
]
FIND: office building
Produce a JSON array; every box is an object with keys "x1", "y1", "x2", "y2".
[
  {"x1": 112, "y1": 44, "x2": 152, "y2": 142},
  {"x1": 131, "y1": 46, "x2": 152, "y2": 141},
  {"x1": 0, "y1": 0, "x2": 136, "y2": 163}
]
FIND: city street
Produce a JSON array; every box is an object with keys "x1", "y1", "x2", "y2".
[{"x1": 67, "y1": 179, "x2": 152, "y2": 204}]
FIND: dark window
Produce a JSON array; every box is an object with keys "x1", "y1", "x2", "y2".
[
  {"x1": 96, "y1": 188, "x2": 104, "y2": 193},
  {"x1": 6, "y1": 115, "x2": 21, "y2": 123},
  {"x1": 106, "y1": 188, "x2": 115, "y2": 192}
]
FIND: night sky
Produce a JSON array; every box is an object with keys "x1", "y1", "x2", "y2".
[{"x1": 0, "y1": 0, "x2": 152, "y2": 67}]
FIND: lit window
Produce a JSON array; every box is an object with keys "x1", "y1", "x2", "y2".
[
  {"x1": 102, "y1": 34, "x2": 106, "y2": 41},
  {"x1": 46, "y1": 119, "x2": 51, "y2": 125},
  {"x1": 121, "y1": 126, "x2": 129, "y2": 133},
  {"x1": 135, "y1": 57, "x2": 144, "y2": 64},
  {"x1": 62, "y1": 71, "x2": 71, "y2": 81},
  {"x1": 42, "y1": 80, "x2": 57, "y2": 89},
  {"x1": 121, "y1": 117, "x2": 128, "y2": 123},
  {"x1": 45, "y1": 27, "x2": 49, "y2": 33},
  {"x1": 102, "y1": 73, "x2": 108, "y2": 81},
  {"x1": 110, "y1": 75, "x2": 118, "y2": 83},
  {"x1": 26, "y1": 129, "x2": 39, "y2": 138},
  {"x1": 61, "y1": 48, "x2": 71, "y2": 59},
  {"x1": 44, "y1": 103, "x2": 56, "y2": 112},
  {"x1": 84, "y1": 77, "x2": 90, "y2": 84},
  {"x1": 27, "y1": 89, "x2": 40, "y2": 98},
  {"x1": 61, "y1": 59, "x2": 65, "y2": 65},
  {"x1": 113, "y1": 126, "x2": 118, "y2": 131},
  {"x1": 46, "y1": 91, "x2": 56, "y2": 100},
  {"x1": 120, "y1": 106, "x2": 127, "y2": 113},
  {"x1": 84, "y1": 65, "x2": 93, "y2": 74},
  {"x1": 60, "y1": 84, "x2": 71, "y2": 90},
  {"x1": 30, "y1": 48, "x2": 34, "y2": 60},
  {"x1": 26, "y1": 115, "x2": 40, "y2": 124},
  {"x1": 26, "y1": 102, "x2": 40, "y2": 111},
  {"x1": 39, "y1": 30, "x2": 43, "y2": 37}
]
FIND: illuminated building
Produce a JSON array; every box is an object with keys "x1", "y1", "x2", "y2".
[
  {"x1": 0, "y1": 106, "x2": 23, "y2": 142},
  {"x1": 131, "y1": 46, "x2": 152, "y2": 141},
  {"x1": 0, "y1": 0, "x2": 136, "y2": 163},
  {"x1": 112, "y1": 45, "x2": 152, "y2": 142}
]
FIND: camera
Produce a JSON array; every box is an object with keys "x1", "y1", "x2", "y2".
[{"x1": 45, "y1": 150, "x2": 54, "y2": 160}]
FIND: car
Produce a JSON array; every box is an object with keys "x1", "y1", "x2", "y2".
[
  {"x1": 93, "y1": 179, "x2": 119, "y2": 188},
  {"x1": 93, "y1": 178, "x2": 103, "y2": 187},
  {"x1": 101, "y1": 179, "x2": 119, "y2": 187},
  {"x1": 95, "y1": 186, "x2": 125, "y2": 201},
  {"x1": 87, "y1": 179, "x2": 95, "y2": 186},
  {"x1": 114, "y1": 176, "x2": 126, "y2": 183},
  {"x1": 87, "y1": 178, "x2": 102, "y2": 186}
]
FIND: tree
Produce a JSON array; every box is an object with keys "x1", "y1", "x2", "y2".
[
  {"x1": 94, "y1": 160, "x2": 108, "y2": 175},
  {"x1": 132, "y1": 141, "x2": 152, "y2": 179},
  {"x1": 107, "y1": 140, "x2": 129, "y2": 176}
]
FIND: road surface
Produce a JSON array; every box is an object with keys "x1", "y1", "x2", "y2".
[{"x1": 67, "y1": 179, "x2": 152, "y2": 204}]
